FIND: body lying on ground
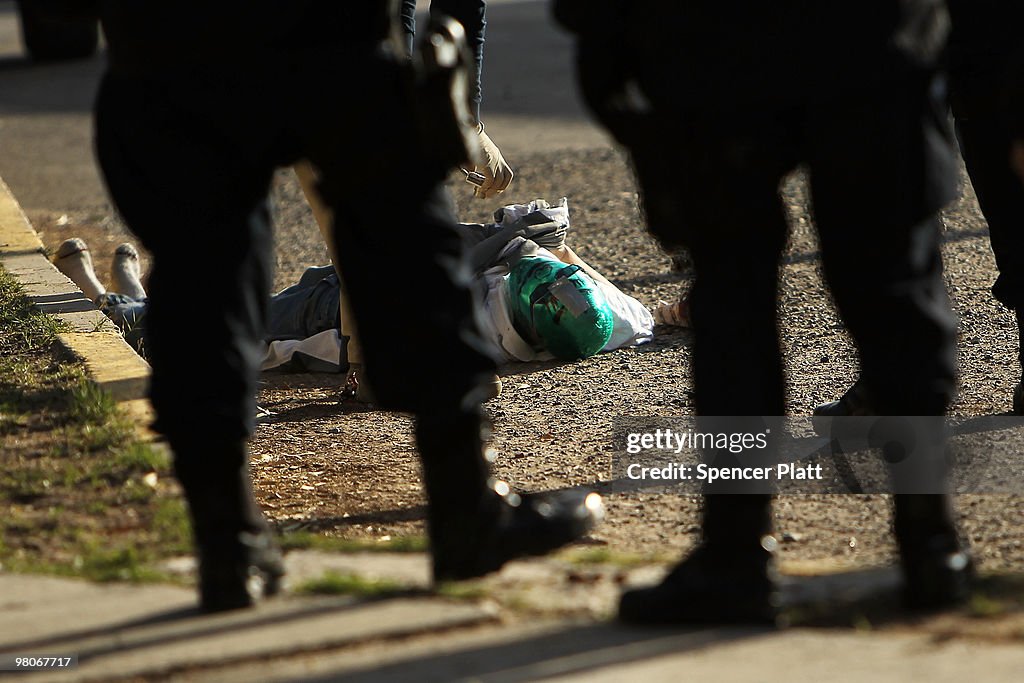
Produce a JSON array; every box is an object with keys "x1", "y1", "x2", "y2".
[{"x1": 54, "y1": 199, "x2": 655, "y2": 375}]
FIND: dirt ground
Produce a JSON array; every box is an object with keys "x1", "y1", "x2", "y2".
[{"x1": 29, "y1": 146, "x2": 1024, "y2": 578}]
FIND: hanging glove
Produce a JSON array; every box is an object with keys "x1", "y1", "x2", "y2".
[{"x1": 463, "y1": 122, "x2": 513, "y2": 199}]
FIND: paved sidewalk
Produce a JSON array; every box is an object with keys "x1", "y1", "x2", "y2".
[
  {"x1": 0, "y1": 570, "x2": 495, "y2": 683},
  {"x1": 3, "y1": 563, "x2": 1024, "y2": 682}
]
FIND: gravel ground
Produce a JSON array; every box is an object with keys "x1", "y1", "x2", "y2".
[{"x1": 32, "y1": 146, "x2": 1024, "y2": 577}]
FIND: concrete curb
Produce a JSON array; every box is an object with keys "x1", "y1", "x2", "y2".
[{"x1": 0, "y1": 175, "x2": 155, "y2": 436}]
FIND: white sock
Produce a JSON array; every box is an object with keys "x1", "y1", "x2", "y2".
[
  {"x1": 110, "y1": 243, "x2": 147, "y2": 299},
  {"x1": 54, "y1": 238, "x2": 105, "y2": 301}
]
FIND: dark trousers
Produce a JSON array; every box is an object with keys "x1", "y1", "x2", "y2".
[
  {"x1": 629, "y1": 74, "x2": 958, "y2": 419},
  {"x1": 955, "y1": 111, "x2": 1024, "y2": 310},
  {"x1": 399, "y1": 0, "x2": 486, "y2": 120},
  {"x1": 95, "y1": 47, "x2": 495, "y2": 445}
]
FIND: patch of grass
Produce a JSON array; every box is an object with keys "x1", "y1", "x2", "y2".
[
  {"x1": 0, "y1": 357, "x2": 73, "y2": 419},
  {"x1": 90, "y1": 316, "x2": 114, "y2": 333},
  {"x1": 295, "y1": 571, "x2": 408, "y2": 597},
  {"x1": 279, "y1": 531, "x2": 428, "y2": 555},
  {"x1": 435, "y1": 581, "x2": 490, "y2": 601},
  {"x1": 69, "y1": 420, "x2": 132, "y2": 454},
  {"x1": 75, "y1": 546, "x2": 172, "y2": 583},
  {"x1": 784, "y1": 591, "x2": 900, "y2": 630},
  {"x1": 496, "y1": 592, "x2": 534, "y2": 614},
  {"x1": 851, "y1": 613, "x2": 874, "y2": 632},
  {"x1": 63, "y1": 378, "x2": 134, "y2": 453},
  {"x1": 0, "y1": 266, "x2": 184, "y2": 585},
  {"x1": 151, "y1": 498, "x2": 193, "y2": 555},
  {"x1": 67, "y1": 442, "x2": 172, "y2": 495},
  {"x1": 113, "y1": 442, "x2": 170, "y2": 472},
  {"x1": 968, "y1": 574, "x2": 1024, "y2": 619},
  {"x1": 118, "y1": 479, "x2": 157, "y2": 504},
  {"x1": 2, "y1": 544, "x2": 172, "y2": 584},
  {"x1": 0, "y1": 268, "x2": 65, "y2": 352},
  {"x1": 786, "y1": 573, "x2": 1024, "y2": 630},
  {"x1": 557, "y1": 546, "x2": 665, "y2": 568},
  {"x1": 969, "y1": 593, "x2": 1006, "y2": 618},
  {"x1": 0, "y1": 466, "x2": 53, "y2": 503},
  {"x1": 67, "y1": 378, "x2": 119, "y2": 425}
]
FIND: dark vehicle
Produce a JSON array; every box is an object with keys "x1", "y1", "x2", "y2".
[{"x1": 16, "y1": 0, "x2": 100, "y2": 62}]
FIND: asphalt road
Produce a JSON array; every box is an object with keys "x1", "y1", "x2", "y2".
[
  {"x1": 0, "y1": 0, "x2": 106, "y2": 214},
  {"x1": 0, "y1": 0, "x2": 609, "y2": 218}
]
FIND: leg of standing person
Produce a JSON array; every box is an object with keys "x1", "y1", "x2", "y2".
[
  {"x1": 299, "y1": 39, "x2": 601, "y2": 582},
  {"x1": 95, "y1": 69, "x2": 285, "y2": 612},
  {"x1": 807, "y1": 68, "x2": 969, "y2": 610},
  {"x1": 946, "y1": 0, "x2": 1024, "y2": 412},
  {"x1": 619, "y1": 85, "x2": 969, "y2": 621},
  {"x1": 955, "y1": 113, "x2": 1024, "y2": 412},
  {"x1": 615, "y1": 108, "x2": 796, "y2": 624},
  {"x1": 93, "y1": 1, "x2": 599, "y2": 613},
  {"x1": 817, "y1": 3, "x2": 1024, "y2": 419},
  {"x1": 559, "y1": 0, "x2": 971, "y2": 623},
  {"x1": 817, "y1": 97, "x2": 1024, "y2": 419}
]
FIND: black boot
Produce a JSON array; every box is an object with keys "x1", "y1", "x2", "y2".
[
  {"x1": 618, "y1": 495, "x2": 779, "y2": 625},
  {"x1": 173, "y1": 439, "x2": 285, "y2": 613},
  {"x1": 812, "y1": 378, "x2": 876, "y2": 437},
  {"x1": 417, "y1": 413, "x2": 604, "y2": 582},
  {"x1": 893, "y1": 494, "x2": 973, "y2": 610}
]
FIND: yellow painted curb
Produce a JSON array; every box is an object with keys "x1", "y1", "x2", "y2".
[
  {"x1": 119, "y1": 398, "x2": 161, "y2": 443},
  {"x1": 0, "y1": 176, "x2": 43, "y2": 254},
  {"x1": 0, "y1": 175, "x2": 156, "y2": 440},
  {"x1": 58, "y1": 331, "x2": 151, "y2": 401}
]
